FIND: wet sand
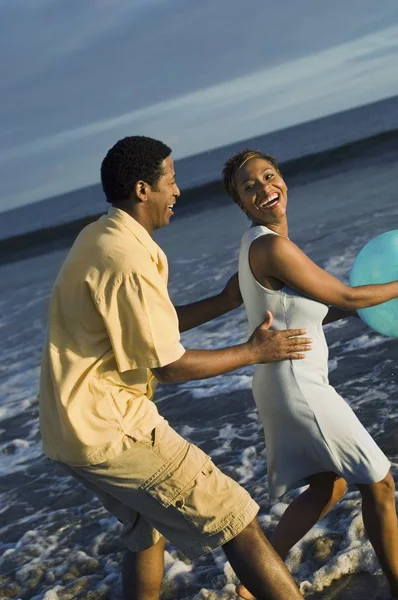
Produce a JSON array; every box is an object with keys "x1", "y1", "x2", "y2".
[{"x1": 309, "y1": 573, "x2": 389, "y2": 599}]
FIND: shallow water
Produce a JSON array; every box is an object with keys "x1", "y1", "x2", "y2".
[{"x1": 1, "y1": 149, "x2": 398, "y2": 599}]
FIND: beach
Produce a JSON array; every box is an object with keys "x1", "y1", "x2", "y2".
[{"x1": 1, "y1": 122, "x2": 398, "y2": 599}]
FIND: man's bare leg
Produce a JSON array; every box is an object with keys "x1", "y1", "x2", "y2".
[
  {"x1": 223, "y1": 517, "x2": 303, "y2": 600},
  {"x1": 122, "y1": 537, "x2": 166, "y2": 600},
  {"x1": 236, "y1": 474, "x2": 346, "y2": 600}
]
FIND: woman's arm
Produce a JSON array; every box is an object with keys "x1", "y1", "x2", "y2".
[
  {"x1": 175, "y1": 273, "x2": 242, "y2": 332},
  {"x1": 250, "y1": 235, "x2": 398, "y2": 310}
]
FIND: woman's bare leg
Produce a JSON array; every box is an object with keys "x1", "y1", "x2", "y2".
[
  {"x1": 237, "y1": 473, "x2": 346, "y2": 600},
  {"x1": 272, "y1": 473, "x2": 346, "y2": 559},
  {"x1": 357, "y1": 472, "x2": 398, "y2": 598}
]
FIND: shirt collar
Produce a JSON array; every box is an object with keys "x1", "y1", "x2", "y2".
[{"x1": 107, "y1": 206, "x2": 163, "y2": 264}]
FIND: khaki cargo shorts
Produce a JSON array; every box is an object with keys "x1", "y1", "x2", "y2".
[{"x1": 60, "y1": 420, "x2": 259, "y2": 559}]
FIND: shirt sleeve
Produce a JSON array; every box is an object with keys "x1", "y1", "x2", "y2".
[{"x1": 95, "y1": 269, "x2": 185, "y2": 372}]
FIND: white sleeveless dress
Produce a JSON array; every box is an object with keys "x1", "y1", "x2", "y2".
[{"x1": 239, "y1": 225, "x2": 390, "y2": 500}]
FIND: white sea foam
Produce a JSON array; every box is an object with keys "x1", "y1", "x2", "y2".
[
  {"x1": 180, "y1": 373, "x2": 253, "y2": 399},
  {"x1": 344, "y1": 333, "x2": 386, "y2": 352}
]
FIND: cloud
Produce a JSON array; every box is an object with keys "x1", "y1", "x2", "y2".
[{"x1": 2, "y1": 23, "x2": 398, "y2": 165}]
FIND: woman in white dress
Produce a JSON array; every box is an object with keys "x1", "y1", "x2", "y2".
[{"x1": 222, "y1": 149, "x2": 398, "y2": 599}]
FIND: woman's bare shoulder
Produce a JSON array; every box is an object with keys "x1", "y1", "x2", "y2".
[{"x1": 251, "y1": 232, "x2": 292, "y2": 255}]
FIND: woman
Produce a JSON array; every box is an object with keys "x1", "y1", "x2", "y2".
[{"x1": 222, "y1": 149, "x2": 398, "y2": 599}]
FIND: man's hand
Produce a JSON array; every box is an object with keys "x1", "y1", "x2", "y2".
[
  {"x1": 154, "y1": 311, "x2": 311, "y2": 384},
  {"x1": 220, "y1": 272, "x2": 243, "y2": 311},
  {"x1": 248, "y1": 311, "x2": 312, "y2": 363}
]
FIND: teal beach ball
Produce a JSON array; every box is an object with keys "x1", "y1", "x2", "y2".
[{"x1": 350, "y1": 230, "x2": 398, "y2": 337}]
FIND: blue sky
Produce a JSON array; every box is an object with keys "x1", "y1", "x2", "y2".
[{"x1": 1, "y1": 0, "x2": 398, "y2": 212}]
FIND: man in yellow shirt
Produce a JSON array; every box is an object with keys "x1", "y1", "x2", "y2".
[{"x1": 39, "y1": 136, "x2": 311, "y2": 600}]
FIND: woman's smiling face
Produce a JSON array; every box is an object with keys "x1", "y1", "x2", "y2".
[{"x1": 234, "y1": 157, "x2": 288, "y2": 224}]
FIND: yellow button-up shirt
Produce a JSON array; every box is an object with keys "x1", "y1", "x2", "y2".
[{"x1": 39, "y1": 207, "x2": 185, "y2": 466}]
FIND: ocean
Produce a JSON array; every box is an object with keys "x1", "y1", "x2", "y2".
[
  {"x1": 0, "y1": 98, "x2": 398, "y2": 599},
  {"x1": 1, "y1": 94, "x2": 398, "y2": 243}
]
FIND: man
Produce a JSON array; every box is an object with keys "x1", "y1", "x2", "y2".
[{"x1": 39, "y1": 136, "x2": 311, "y2": 600}]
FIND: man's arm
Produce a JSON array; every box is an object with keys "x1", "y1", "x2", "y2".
[
  {"x1": 323, "y1": 307, "x2": 359, "y2": 325},
  {"x1": 152, "y1": 311, "x2": 312, "y2": 383},
  {"x1": 175, "y1": 273, "x2": 242, "y2": 332}
]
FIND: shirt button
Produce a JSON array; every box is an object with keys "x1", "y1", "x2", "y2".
[{"x1": 175, "y1": 499, "x2": 184, "y2": 508}]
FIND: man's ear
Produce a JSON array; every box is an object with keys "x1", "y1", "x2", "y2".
[{"x1": 134, "y1": 180, "x2": 149, "y2": 202}]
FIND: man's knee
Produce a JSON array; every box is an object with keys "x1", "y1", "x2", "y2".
[{"x1": 224, "y1": 516, "x2": 265, "y2": 549}]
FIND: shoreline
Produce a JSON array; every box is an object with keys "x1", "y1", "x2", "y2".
[{"x1": 1, "y1": 127, "x2": 398, "y2": 266}]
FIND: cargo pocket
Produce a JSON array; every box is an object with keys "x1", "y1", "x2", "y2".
[
  {"x1": 141, "y1": 442, "x2": 211, "y2": 509},
  {"x1": 136, "y1": 427, "x2": 158, "y2": 451}
]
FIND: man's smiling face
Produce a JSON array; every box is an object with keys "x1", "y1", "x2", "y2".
[{"x1": 146, "y1": 155, "x2": 180, "y2": 230}]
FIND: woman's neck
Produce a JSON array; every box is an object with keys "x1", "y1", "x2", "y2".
[{"x1": 251, "y1": 220, "x2": 288, "y2": 238}]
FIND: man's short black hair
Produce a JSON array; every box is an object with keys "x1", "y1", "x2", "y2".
[{"x1": 101, "y1": 136, "x2": 172, "y2": 205}]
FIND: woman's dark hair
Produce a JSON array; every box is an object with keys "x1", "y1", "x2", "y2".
[
  {"x1": 223, "y1": 149, "x2": 280, "y2": 206},
  {"x1": 101, "y1": 136, "x2": 172, "y2": 205}
]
